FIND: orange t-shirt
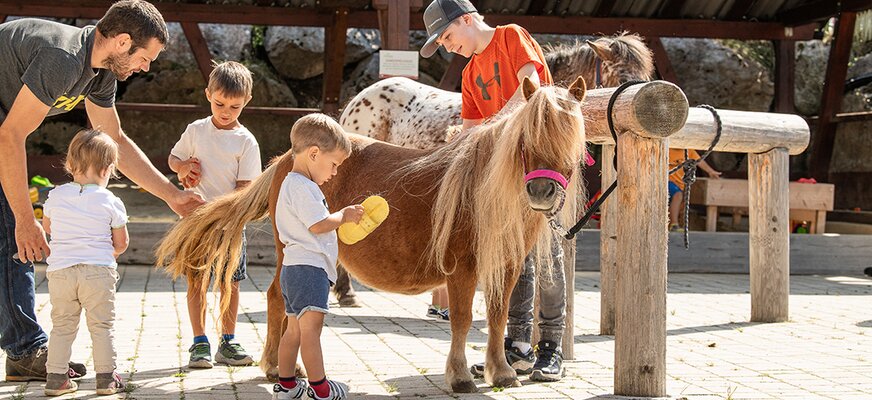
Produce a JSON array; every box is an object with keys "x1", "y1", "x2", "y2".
[
  {"x1": 668, "y1": 148, "x2": 701, "y2": 190},
  {"x1": 460, "y1": 24, "x2": 553, "y2": 121}
]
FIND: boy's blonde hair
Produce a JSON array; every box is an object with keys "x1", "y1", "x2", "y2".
[
  {"x1": 64, "y1": 129, "x2": 119, "y2": 177},
  {"x1": 290, "y1": 113, "x2": 352, "y2": 156},
  {"x1": 207, "y1": 61, "x2": 253, "y2": 99}
]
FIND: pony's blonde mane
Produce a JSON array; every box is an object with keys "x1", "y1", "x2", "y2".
[{"x1": 401, "y1": 84, "x2": 586, "y2": 303}]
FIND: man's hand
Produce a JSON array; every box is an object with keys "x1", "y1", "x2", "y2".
[
  {"x1": 168, "y1": 189, "x2": 205, "y2": 217},
  {"x1": 14, "y1": 217, "x2": 50, "y2": 263}
]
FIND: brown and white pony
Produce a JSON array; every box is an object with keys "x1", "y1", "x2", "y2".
[
  {"x1": 155, "y1": 77, "x2": 588, "y2": 392},
  {"x1": 339, "y1": 32, "x2": 654, "y2": 149}
]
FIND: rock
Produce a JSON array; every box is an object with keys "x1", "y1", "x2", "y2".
[
  {"x1": 794, "y1": 40, "x2": 829, "y2": 116},
  {"x1": 340, "y1": 53, "x2": 439, "y2": 106},
  {"x1": 662, "y1": 38, "x2": 773, "y2": 111},
  {"x1": 120, "y1": 63, "x2": 296, "y2": 107},
  {"x1": 265, "y1": 27, "x2": 379, "y2": 80},
  {"x1": 831, "y1": 51, "x2": 872, "y2": 174},
  {"x1": 156, "y1": 23, "x2": 252, "y2": 70}
]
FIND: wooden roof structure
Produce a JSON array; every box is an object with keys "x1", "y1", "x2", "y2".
[{"x1": 0, "y1": 0, "x2": 869, "y2": 182}]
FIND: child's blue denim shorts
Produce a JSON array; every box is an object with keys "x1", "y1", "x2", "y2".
[
  {"x1": 668, "y1": 181, "x2": 682, "y2": 202},
  {"x1": 280, "y1": 265, "x2": 330, "y2": 318}
]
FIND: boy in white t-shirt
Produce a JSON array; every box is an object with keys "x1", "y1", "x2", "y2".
[
  {"x1": 43, "y1": 129, "x2": 128, "y2": 396},
  {"x1": 271, "y1": 114, "x2": 363, "y2": 400},
  {"x1": 168, "y1": 61, "x2": 262, "y2": 369}
]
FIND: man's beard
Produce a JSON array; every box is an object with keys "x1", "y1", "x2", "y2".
[{"x1": 104, "y1": 51, "x2": 134, "y2": 81}]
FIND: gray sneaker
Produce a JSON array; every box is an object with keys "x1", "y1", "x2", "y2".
[
  {"x1": 96, "y1": 371, "x2": 125, "y2": 395},
  {"x1": 470, "y1": 338, "x2": 535, "y2": 377},
  {"x1": 6, "y1": 347, "x2": 86, "y2": 382},
  {"x1": 188, "y1": 342, "x2": 213, "y2": 369},
  {"x1": 44, "y1": 373, "x2": 78, "y2": 396},
  {"x1": 215, "y1": 340, "x2": 253, "y2": 366}
]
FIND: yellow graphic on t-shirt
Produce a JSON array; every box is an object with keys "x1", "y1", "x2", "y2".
[{"x1": 52, "y1": 95, "x2": 84, "y2": 111}]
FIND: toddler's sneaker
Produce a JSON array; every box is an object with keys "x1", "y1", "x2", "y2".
[
  {"x1": 188, "y1": 342, "x2": 213, "y2": 368},
  {"x1": 44, "y1": 372, "x2": 78, "y2": 396},
  {"x1": 307, "y1": 379, "x2": 350, "y2": 400},
  {"x1": 215, "y1": 339, "x2": 254, "y2": 366},
  {"x1": 96, "y1": 371, "x2": 125, "y2": 395},
  {"x1": 272, "y1": 378, "x2": 310, "y2": 399}
]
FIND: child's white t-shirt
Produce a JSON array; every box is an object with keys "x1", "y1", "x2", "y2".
[
  {"x1": 275, "y1": 172, "x2": 339, "y2": 284},
  {"x1": 44, "y1": 183, "x2": 128, "y2": 272},
  {"x1": 170, "y1": 117, "x2": 262, "y2": 201}
]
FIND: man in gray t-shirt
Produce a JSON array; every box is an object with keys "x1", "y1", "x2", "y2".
[{"x1": 0, "y1": 0, "x2": 203, "y2": 382}]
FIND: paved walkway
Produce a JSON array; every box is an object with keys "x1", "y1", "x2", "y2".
[{"x1": 1, "y1": 265, "x2": 871, "y2": 399}]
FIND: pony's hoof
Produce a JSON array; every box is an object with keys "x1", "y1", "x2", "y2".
[
  {"x1": 265, "y1": 367, "x2": 279, "y2": 382},
  {"x1": 450, "y1": 380, "x2": 478, "y2": 393},
  {"x1": 338, "y1": 295, "x2": 361, "y2": 308},
  {"x1": 491, "y1": 376, "x2": 522, "y2": 388}
]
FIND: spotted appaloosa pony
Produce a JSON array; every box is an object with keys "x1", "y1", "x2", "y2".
[
  {"x1": 339, "y1": 32, "x2": 654, "y2": 148},
  {"x1": 156, "y1": 77, "x2": 588, "y2": 393}
]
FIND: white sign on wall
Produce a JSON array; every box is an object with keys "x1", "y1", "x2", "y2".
[{"x1": 379, "y1": 50, "x2": 419, "y2": 79}]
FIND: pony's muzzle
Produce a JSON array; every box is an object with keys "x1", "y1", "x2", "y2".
[{"x1": 526, "y1": 178, "x2": 562, "y2": 212}]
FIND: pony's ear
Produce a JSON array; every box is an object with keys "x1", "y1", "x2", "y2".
[
  {"x1": 521, "y1": 76, "x2": 538, "y2": 101},
  {"x1": 568, "y1": 76, "x2": 587, "y2": 102},
  {"x1": 586, "y1": 40, "x2": 613, "y2": 62}
]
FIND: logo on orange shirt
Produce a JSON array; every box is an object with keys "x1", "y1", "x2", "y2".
[{"x1": 475, "y1": 63, "x2": 501, "y2": 101}]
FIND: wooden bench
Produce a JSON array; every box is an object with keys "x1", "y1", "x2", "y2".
[{"x1": 688, "y1": 178, "x2": 834, "y2": 233}]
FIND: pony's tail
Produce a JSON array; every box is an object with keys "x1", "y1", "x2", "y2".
[{"x1": 155, "y1": 161, "x2": 279, "y2": 317}]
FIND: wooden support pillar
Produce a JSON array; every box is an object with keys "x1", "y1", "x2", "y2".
[
  {"x1": 647, "y1": 37, "x2": 678, "y2": 84},
  {"x1": 438, "y1": 55, "x2": 469, "y2": 91},
  {"x1": 562, "y1": 209, "x2": 576, "y2": 359},
  {"x1": 810, "y1": 12, "x2": 855, "y2": 182},
  {"x1": 599, "y1": 144, "x2": 617, "y2": 336},
  {"x1": 322, "y1": 8, "x2": 349, "y2": 116},
  {"x1": 374, "y1": 0, "x2": 418, "y2": 50},
  {"x1": 748, "y1": 148, "x2": 790, "y2": 322},
  {"x1": 615, "y1": 131, "x2": 668, "y2": 397},
  {"x1": 773, "y1": 39, "x2": 795, "y2": 113},
  {"x1": 180, "y1": 22, "x2": 214, "y2": 83}
]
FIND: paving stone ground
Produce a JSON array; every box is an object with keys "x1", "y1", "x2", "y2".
[{"x1": 1, "y1": 265, "x2": 870, "y2": 399}]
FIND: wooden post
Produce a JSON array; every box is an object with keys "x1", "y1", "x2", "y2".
[
  {"x1": 647, "y1": 37, "x2": 679, "y2": 84},
  {"x1": 599, "y1": 144, "x2": 617, "y2": 336},
  {"x1": 180, "y1": 22, "x2": 213, "y2": 83},
  {"x1": 748, "y1": 148, "x2": 790, "y2": 322},
  {"x1": 322, "y1": 8, "x2": 348, "y2": 116},
  {"x1": 562, "y1": 199, "x2": 576, "y2": 358},
  {"x1": 773, "y1": 39, "x2": 796, "y2": 113},
  {"x1": 615, "y1": 131, "x2": 668, "y2": 397},
  {"x1": 810, "y1": 12, "x2": 856, "y2": 182},
  {"x1": 438, "y1": 55, "x2": 469, "y2": 91}
]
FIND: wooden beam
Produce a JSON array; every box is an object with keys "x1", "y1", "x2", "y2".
[
  {"x1": 810, "y1": 12, "x2": 855, "y2": 182},
  {"x1": 322, "y1": 8, "x2": 349, "y2": 116},
  {"x1": 779, "y1": 0, "x2": 871, "y2": 26},
  {"x1": 466, "y1": 14, "x2": 816, "y2": 40},
  {"x1": 773, "y1": 39, "x2": 796, "y2": 113},
  {"x1": 179, "y1": 22, "x2": 213, "y2": 83},
  {"x1": 0, "y1": 1, "x2": 819, "y2": 40},
  {"x1": 647, "y1": 37, "x2": 678, "y2": 84},
  {"x1": 725, "y1": 0, "x2": 758, "y2": 20},
  {"x1": 659, "y1": 0, "x2": 687, "y2": 19},
  {"x1": 593, "y1": 0, "x2": 617, "y2": 17},
  {"x1": 92, "y1": 102, "x2": 321, "y2": 116},
  {"x1": 806, "y1": 110, "x2": 872, "y2": 124},
  {"x1": 438, "y1": 55, "x2": 468, "y2": 91}
]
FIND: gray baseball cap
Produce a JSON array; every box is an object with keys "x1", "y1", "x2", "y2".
[{"x1": 420, "y1": 0, "x2": 477, "y2": 58}]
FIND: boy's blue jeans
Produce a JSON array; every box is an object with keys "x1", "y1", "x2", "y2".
[
  {"x1": 0, "y1": 182, "x2": 49, "y2": 358},
  {"x1": 507, "y1": 230, "x2": 567, "y2": 346}
]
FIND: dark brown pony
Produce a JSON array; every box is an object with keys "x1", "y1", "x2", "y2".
[{"x1": 156, "y1": 77, "x2": 588, "y2": 392}]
